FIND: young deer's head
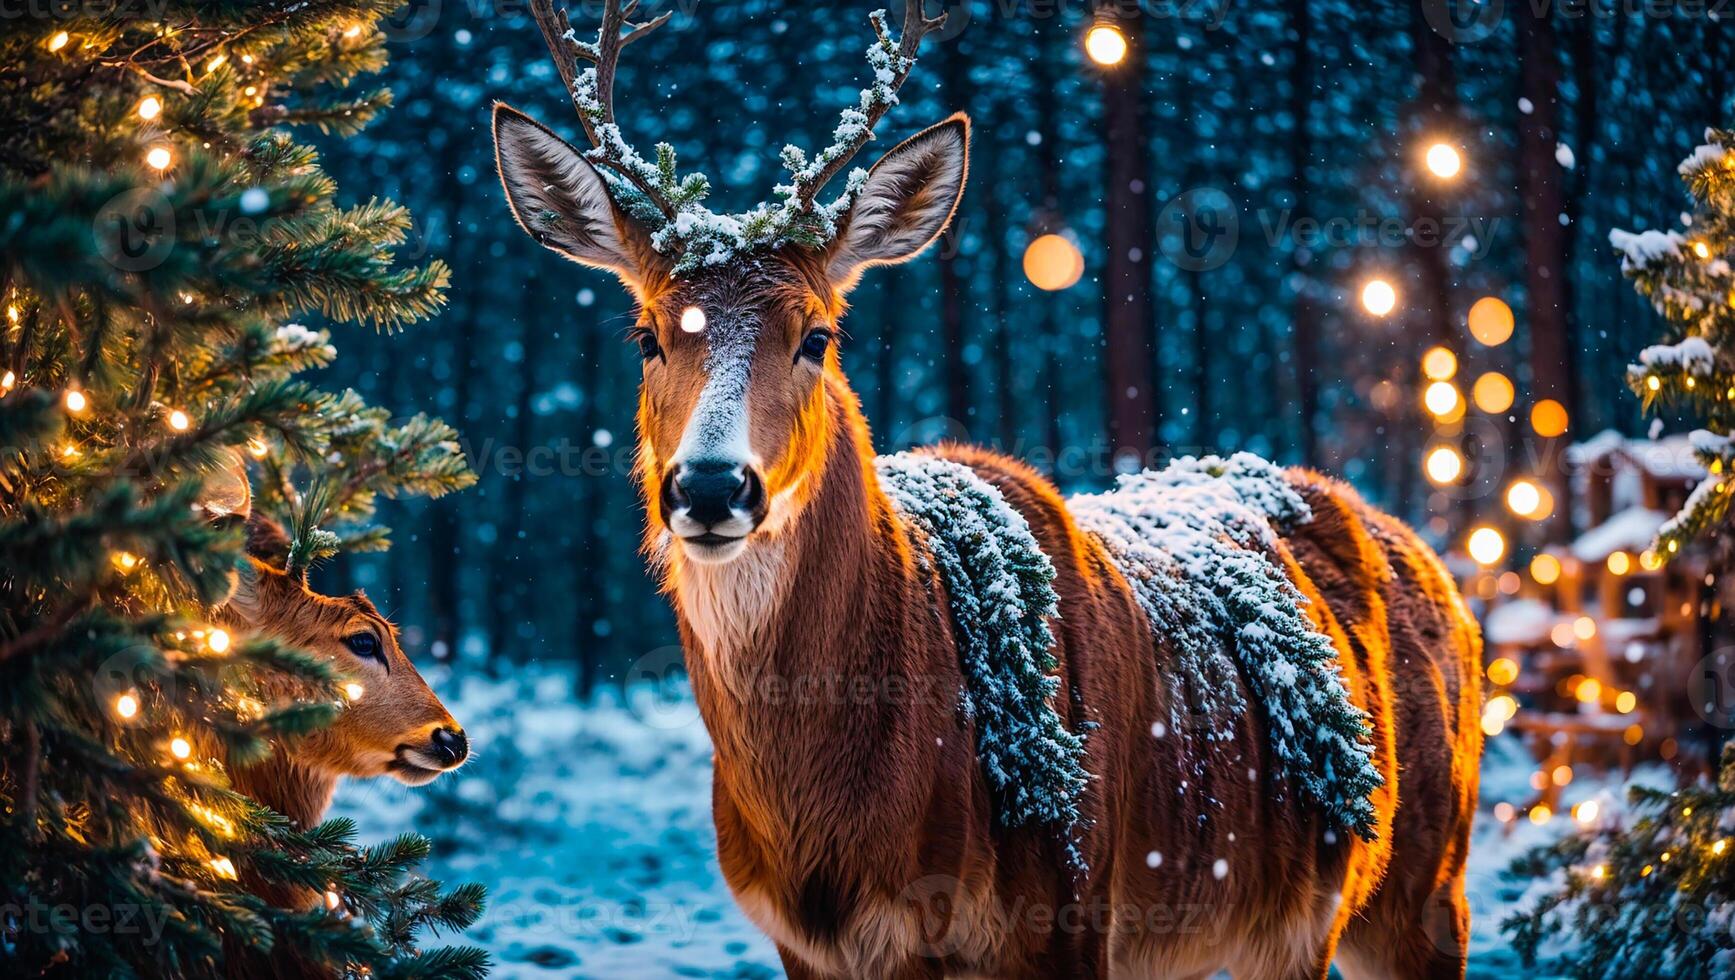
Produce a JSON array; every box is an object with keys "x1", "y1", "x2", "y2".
[
  {"x1": 206, "y1": 467, "x2": 467, "y2": 791},
  {"x1": 495, "y1": 0, "x2": 966, "y2": 567}
]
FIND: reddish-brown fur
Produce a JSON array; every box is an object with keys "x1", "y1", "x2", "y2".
[{"x1": 491, "y1": 88, "x2": 1482, "y2": 978}]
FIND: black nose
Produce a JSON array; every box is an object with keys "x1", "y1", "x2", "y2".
[
  {"x1": 666, "y1": 461, "x2": 762, "y2": 527},
  {"x1": 429, "y1": 727, "x2": 468, "y2": 767}
]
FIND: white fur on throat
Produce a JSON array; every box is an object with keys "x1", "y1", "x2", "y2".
[{"x1": 671, "y1": 536, "x2": 791, "y2": 665}]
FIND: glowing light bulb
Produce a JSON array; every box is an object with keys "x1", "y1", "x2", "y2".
[
  {"x1": 1466, "y1": 526, "x2": 1506, "y2": 566},
  {"x1": 207, "y1": 628, "x2": 230, "y2": 653},
  {"x1": 48, "y1": 31, "x2": 69, "y2": 52},
  {"x1": 1360, "y1": 278, "x2": 1397, "y2": 316},
  {"x1": 1607, "y1": 551, "x2": 1631, "y2": 575},
  {"x1": 1421, "y1": 345, "x2": 1458, "y2": 381},
  {"x1": 247, "y1": 436, "x2": 269, "y2": 458},
  {"x1": 1084, "y1": 23, "x2": 1128, "y2": 66},
  {"x1": 1467, "y1": 296, "x2": 1515, "y2": 346},
  {"x1": 170, "y1": 736, "x2": 192, "y2": 759},
  {"x1": 1531, "y1": 399, "x2": 1570, "y2": 437},
  {"x1": 1023, "y1": 234, "x2": 1085, "y2": 291},
  {"x1": 115, "y1": 693, "x2": 139, "y2": 719},
  {"x1": 679, "y1": 306, "x2": 707, "y2": 333},
  {"x1": 1424, "y1": 142, "x2": 1462, "y2": 178},
  {"x1": 1530, "y1": 553, "x2": 1562, "y2": 585},
  {"x1": 1574, "y1": 800, "x2": 1599, "y2": 824},
  {"x1": 1694, "y1": 241, "x2": 1712, "y2": 259},
  {"x1": 326, "y1": 889, "x2": 342, "y2": 910},
  {"x1": 1528, "y1": 804, "x2": 1553, "y2": 826},
  {"x1": 1472, "y1": 372, "x2": 1515, "y2": 413},
  {"x1": 343, "y1": 24, "x2": 364, "y2": 38},
  {"x1": 1487, "y1": 658, "x2": 1519, "y2": 686},
  {"x1": 112, "y1": 551, "x2": 140, "y2": 572},
  {"x1": 137, "y1": 96, "x2": 162, "y2": 121},
  {"x1": 1424, "y1": 445, "x2": 1463, "y2": 485},
  {"x1": 1615, "y1": 691, "x2": 1636, "y2": 714},
  {"x1": 210, "y1": 857, "x2": 237, "y2": 879},
  {"x1": 167, "y1": 409, "x2": 191, "y2": 432},
  {"x1": 343, "y1": 682, "x2": 364, "y2": 701},
  {"x1": 1, "y1": 370, "x2": 14, "y2": 391},
  {"x1": 64, "y1": 389, "x2": 87, "y2": 413},
  {"x1": 1505, "y1": 479, "x2": 1543, "y2": 518},
  {"x1": 145, "y1": 146, "x2": 173, "y2": 171},
  {"x1": 1716, "y1": 839, "x2": 1729, "y2": 856},
  {"x1": 1422, "y1": 380, "x2": 1461, "y2": 418}
]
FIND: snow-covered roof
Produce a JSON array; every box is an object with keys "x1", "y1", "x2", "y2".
[
  {"x1": 1571, "y1": 507, "x2": 1668, "y2": 562},
  {"x1": 1567, "y1": 429, "x2": 1705, "y2": 481},
  {"x1": 1483, "y1": 598, "x2": 1560, "y2": 647}
]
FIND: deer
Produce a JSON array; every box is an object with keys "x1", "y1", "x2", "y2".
[
  {"x1": 493, "y1": 3, "x2": 1483, "y2": 978},
  {"x1": 201, "y1": 462, "x2": 469, "y2": 855}
]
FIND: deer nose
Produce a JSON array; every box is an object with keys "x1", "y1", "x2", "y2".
[
  {"x1": 429, "y1": 727, "x2": 468, "y2": 767},
  {"x1": 664, "y1": 461, "x2": 763, "y2": 528}
]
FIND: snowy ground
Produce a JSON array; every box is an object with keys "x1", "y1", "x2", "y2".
[{"x1": 331, "y1": 669, "x2": 1652, "y2": 979}]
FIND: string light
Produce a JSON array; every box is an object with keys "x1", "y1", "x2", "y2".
[
  {"x1": 209, "y1": 857, "x2": 237, "y2": 879},
  {"x1": 247, "y1": 437, "x2": 270, "y2": 458},
  {"x1": 114, "y1": 693, "x2": 139, "y2": 719},
  {"x1": 1466, "y1": 526, "x2": 1506, "y2": 565},
  {"x1": 1421, "y1": 345, "x2": 1458, "y2": 380},
  {"x1": 170, "y1": 736, "x2": 192, "y2": 759},
  {"x1": 1472, "y1": 372, "x2": 1515, "y2": 413},
  {"x1": 1424, "y1": 445, "x2": 1463, "y2": 485},
  {"x1": 1023, "y1": 234, "x2": 1085, "y2": 291},
  {"x1": 1574, "y1": 800, "x2": 1600, "y2": 824},
  {"x1": 205, "y1": 54, "x2": 227, "y2": 73},
  {"x1": 1716, "y1": 839, "x2": 1729, "y2": 856},
  {"x1": 47, "y1": 31, "x2": 69, "y2": 52},
  {"x1": 112, "y1": 551, "x2": 140, "y2": 573},
  {"x1": 146, "y1": 145, "x2": 173, "y2": 171},
  {"x1": 137, "y1": 96, "x2": 163, "y2": 121},
  {"x1": 1531, "y1": 399, "x2": 1570, "y2": 438},
  {"x1": 1424, "y1": 142, "x2": 1463, "y2": 179},
  {"x1": 1646, "y1": 375, "x2": 1662, "y2": 392},
  {"x1": 1529, "y1": 804, "x2": 1553, "y2": 825},
  {"x1": 343, "y1": 24, "x2": 365, "y2": 38},
  {"x1": 343, "y1": 682, "x2": 364, "y2": 701},
  {"x1": 1615, "y1": 691, "x2": 1637, "y2": 713},
  {"x1": 1693, "y1": 241, "x2": 1712, "y2": 259},
  {"x1": 64, "y1": 389, "x2": 87, "y2": 413},
  {"x1": 1423, "y1": 380, "x2": 1461, "y2": 418},
  {"x1": 1505, "y1": 479, "x2": 1544, "y2": 518},
  {"x1": 207, "y1": 628, "x2": 230, "y2": 653},
  {"x1": 1084, "y1": 23, "x2": 1128, "y2": 66},
  {"x1": 1360, "y1": 278, "x2": 1397, "y2": 316},
  {"x1": 1487, "y1": 657, "x2": 1520, "y2": 686},
  {"x1": 1607, "y1": 551, "x2": 1631, "y2": 575},
  {"x1": 1467, "y1": 296, "x2": 1515, "y2": 346},
  {"x1": 1, "y1": 370, "x2": 14, "y2": 392},
  {"x1": 167, "y1": 409, "x2": 191, "y2": 431},
  {"x1": 680, "y1": 306, "x2": 707, "y2": 333},
  {"x1": 325, "y1": 888, "x2": 343, "y2": 910},
  {"x1": 1530, "y1": 553, "x2": 1562, "y2": 585}
]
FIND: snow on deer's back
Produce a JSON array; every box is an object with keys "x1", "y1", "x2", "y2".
[{"x1": 492, "y1": 3, "x2": 1483, "y2": 976}]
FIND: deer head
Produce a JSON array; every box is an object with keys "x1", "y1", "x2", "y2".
[
  {"x1": 495, "y1": 0, "x2": 966, "y2": 566},
  {"x1": 209, "y1": 466, "x2": 467, "y2": 789}
]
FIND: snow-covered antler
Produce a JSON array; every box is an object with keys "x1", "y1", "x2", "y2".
[
  {"x1": 528, "y1": 0, "x2": 676, "y2": 219},
  {"x1": 786, "y1": 0, "x2": 948, "y2": 214}
]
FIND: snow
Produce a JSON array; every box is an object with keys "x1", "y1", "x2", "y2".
[
  {"x1": 1484, "y1": 598, "x2": 1561, "y2": 647},
  {"x1": 1570, "y1": 507, "x2": 1669, "y2": 563},
  {"x1": 1069, "y1": 453, "x2": 1382, "y2": 837},
  {"x1": 1636, "y1": 335, "x2": 1716, "y2": 376},
  {"x1": 1609, "y1": 227, "x2": 1685, "y2": 271},
  {"x1": 327, "y1": 671, "x2": 1635, "y2": 978},
  {"x1": 876, "y1": 452, "x2": 1089, "y2": 860}
]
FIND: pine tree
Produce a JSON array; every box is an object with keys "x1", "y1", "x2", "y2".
[
  {"x1": 1500, "y1": 127, "x2": 1735, "y2": 977},
  {"x1": 0, "y1": 5, "x2": 484, "y2": 977},
  {"x1": 1503, "y1": 743, "x2": 1735, "y2": 976},
  {"x1": 1617, "y1": 127, "x2": 1735, "y2": 555}
]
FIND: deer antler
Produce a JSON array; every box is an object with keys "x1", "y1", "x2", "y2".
[
  {"x1": 529, "y1": 0, "x2": 677, "y2": 219},
  {"x1": 786, "y1": 0, "x2": 948, "y2": 213}
]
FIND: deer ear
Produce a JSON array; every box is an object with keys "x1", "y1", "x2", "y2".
[
  {"x1": 826, "y1": 113, "x2": 970, "y2": 289},
  {"x1": 493, "y1": 102, "x2": 650, "y2": 280}
]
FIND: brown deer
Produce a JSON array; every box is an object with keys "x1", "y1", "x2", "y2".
[
  {"x1": 494, "y1": 3, "x2": 1482, "y2": 977},
  {"x1": 203, "y1": 467, "x2": 469, "y2": 836}
]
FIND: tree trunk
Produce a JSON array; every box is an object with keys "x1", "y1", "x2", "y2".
[
  {"x1": 1099, "y1": 12, "x2": 1157, "y2": 469},
  {"x1": 1288, "y1": 0, "x2": 1322, "y2": 465},
  {"x1": 1518, "y1": 2, "x2": 1575, "y2": 540}
]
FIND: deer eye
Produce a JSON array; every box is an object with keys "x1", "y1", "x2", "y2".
[
  {"x1": 631, "y1": 328, "x2": 662, "y2": 363},
  {"x1": 344, "y1": 632, "x2": 382, "y2": 662},
  {"x1": 799, "y1": 328, "x2": 832, "y2": 363}
]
